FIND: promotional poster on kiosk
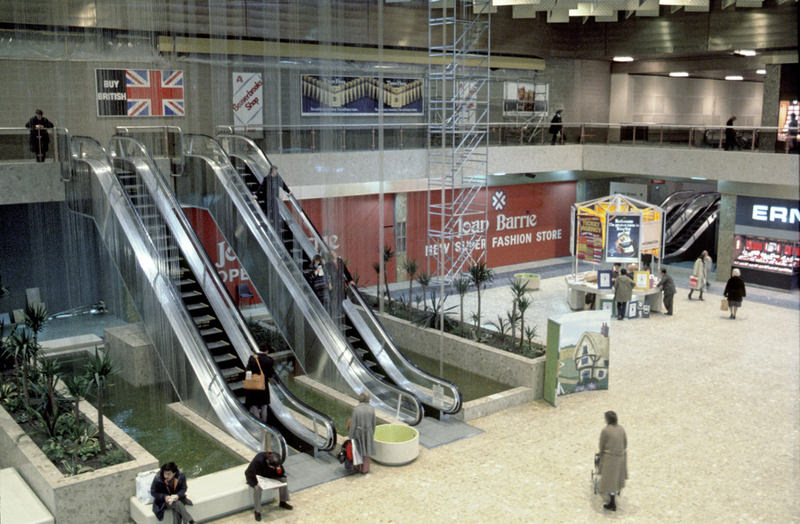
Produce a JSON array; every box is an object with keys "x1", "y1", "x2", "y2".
[{"x1": 605, "y1": 214, "x2": 641, "y2": 263}]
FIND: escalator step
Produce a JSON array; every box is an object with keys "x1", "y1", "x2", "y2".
[
  {"x1": 181, "y1": 290, "x2": 203, "y2": 300},
  {"x1": 186, "y1": 302, "x2": 210, "y2": 312},
  {"x1": 354, "y1": 348, "x2": 369, "y2": 358},
  {"x1": 229, "y1": 380, "x2": 243, "y2": 391},
  {"x1": 175, "y1": 278, "x2": 197, "y2": 287},
  {"x1": 200, "y1": 326, "x2": 223, "y2": 337},
  {"x1": 192, "y1": 314, "x2": 217, "y2": 326},
  {"x1": 207, "y1": 340, "x2": 231, "y2": 351},
  {"x1": 221, "y1": 367, "x2": 243, "y2": 379},
  {"x1": 347, "y1": 336, "x2": 363, "y2": 345},
  {"x1": 213, "y1": 353, "x2": 238, "y2": 365}
]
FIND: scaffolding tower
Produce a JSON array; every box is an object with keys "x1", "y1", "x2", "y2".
[{"x1": 427, "y1": 0, "x2": 491, "y2": 283}]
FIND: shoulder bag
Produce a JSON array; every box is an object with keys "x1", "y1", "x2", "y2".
[{"x1": 243, "y1": 355, "x2": 266, "y2": 391}]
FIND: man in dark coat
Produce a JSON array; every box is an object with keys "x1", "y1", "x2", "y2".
[
  {"x1": 724, "y1": 115, "x2": 739, "y2": 151},
  {"x1": 349, "y1": 391, "x2": 376, "y2": 474},
  {"x1": 25, "y1": 109, "x2": 54, "y2": 162},
  {"x1": 549, "y1": 109, "x2": 563, "y2": 145},
  {"x1": 657, "y1": 267, "x2": 676, "y2": 316},
  {"x1": 723, "y1": 268, "x2": 747, "y2": 319},
  {"x1": 150, "y1": 462, "x2": 195, "y2": 524},
  {"x1": 256, "y1": 165, "x2": 290, "y2": 232},
  {"x1": 245, "y1": 451, "x2": 292, "y2": 521},
  {"x1": 245, "y1": 349, "x2": 275, "y2": 423},
  {"x1": 613, "y1": 268, "x2": 634, "y2": 320}
]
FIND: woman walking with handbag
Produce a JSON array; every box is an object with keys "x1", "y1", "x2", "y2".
[
  {"x1": 723, "y1": 268, "x2": 746, "y2": 319},
  {"x1": 244, "y1": 348, "x2": 275, "y2": 423}
]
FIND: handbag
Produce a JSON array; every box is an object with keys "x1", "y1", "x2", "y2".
[
  {"x1": 689, "y1": 276, "x2": 698, "y2": 289},
  {"x1": 720, "y1": 298, "x2": 729, "y2": 311},
  {"x1": 242, "y1": 355, "x2": 266, "y2": 391}
]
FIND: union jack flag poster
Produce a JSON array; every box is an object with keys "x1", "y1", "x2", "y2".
[{"x1": 96, "y1": 69, "x2": 185, "y2": 117}]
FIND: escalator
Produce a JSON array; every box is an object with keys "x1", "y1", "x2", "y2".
[
  {"x1": 171, "y1": 134, "x2": 433, "y2": 425},
  {"x1": 66, "y1": 136, "x2": 335, "y2": 459},
  {"x1": 663, "y1": 191, "x2": 720, "y2": 261},
  {"x1": 214, "y1": 134, "x2": 461, "y2": 419}
]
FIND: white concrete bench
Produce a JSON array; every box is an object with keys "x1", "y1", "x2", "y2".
[
  {"x1": 0, "y1": 468, "x2": 54, "y2": 524},
  {"x1": 129, "y1": 464, "x2": 287, "y2": 524}
]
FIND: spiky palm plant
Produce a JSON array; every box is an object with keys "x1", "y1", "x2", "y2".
[
  {"x1": 453, "y1": 277, "x2": 472, "y2": 336},
  {"x1": 85, "y1": 348, "x2": 114, "y2": 454},
  {"x1": 401, "y1": 258, "x2": 419, "y2": 320},
  {"x1": 468, "y1": 262, "x2": 494, "y2": 336},
  {"x1": 416, "y1": 272, "x2": 431, "y2": 311}
]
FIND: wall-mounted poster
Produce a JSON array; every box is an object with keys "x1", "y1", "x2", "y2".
[
  {"x1": 544, "y1": 310, "x2": 611, "y2": 406},
  {"x1": 605, "y1": 214, "x2": 641, "y2": 263},
  {"x1": 576, "y1": 214, "x2": 604, "y2": 263},
  {"x1": 232, "y1": 72, "x2": 263, "y2": 126},
  {"x1": 96, "y1": 69, "x2": 184, "y2": 117},
  {"x1": 597, "y1": 269, "x2": 612, "y2": 289},
  {"x1": 301, "y1": 75, "x2": 423, "y2": 115},
  {"x1": 502, "y1": 81, "x2": 548, "y2": 116},
  {"x1": 641, "y1": 219, "x2": 662, "y2": 253}
]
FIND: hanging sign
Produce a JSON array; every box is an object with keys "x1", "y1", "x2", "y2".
[
  {"x1": 96, "y1": 69, "x2": 184, "y2": 117},
  {"x1": 576, "y1": 214, "x2": 603, "y2": 263},
  {"x1": 232, "y1": 72, "x2": 264, "y2": 126},
  {"x1": 605, "y1": 214, "x2": 641, "y2": 263},
  {"x1": 301, "y1": 75, "x2": 423, "y2": 115}
]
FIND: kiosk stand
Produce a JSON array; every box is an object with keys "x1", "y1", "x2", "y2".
[{"x1": 567, "y1": 194, "x2": 666, "y2": 316}]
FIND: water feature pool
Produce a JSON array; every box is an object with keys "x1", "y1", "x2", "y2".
[
  {"x1": 400, "y1": 348, "x2": 509, "y2": 402},
  {"x1": 283, "y1": 376, "x2": 351, "y2": 435},
  {"x1": 55, "y1": 352, "x2": 244, "y2": 477}
]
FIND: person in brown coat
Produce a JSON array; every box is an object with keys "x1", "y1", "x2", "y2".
[
  {"x1": 613, "y1": 268, "x2": 635, "y2": 320},
  {"x1": 598, "y1": 410, "x2": 627, "y2": 511}
]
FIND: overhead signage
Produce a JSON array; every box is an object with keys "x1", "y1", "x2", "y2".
[
  {"x1": 735, "y1": 196, "x2": 800, "y2": 233},
  {"x1": 301, "y1": 75, "x2": 423, "y2": 115},
  {"x1": 605, "y1": 214, "x2": 641, "y2": 263},
  {"x1": 232, "y1": 72, "x2": 263, "y2": 126},
  {"x1": 96, "y1": 69, "x2": 185, "y2": 117}
]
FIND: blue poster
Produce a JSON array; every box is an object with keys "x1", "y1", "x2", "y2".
[
  {"x1": 605, "y1": 214, "x2": 641, "y2": 263},
  {"x1": 301, "y1": 75, "x2": 423, "y2": 115}
]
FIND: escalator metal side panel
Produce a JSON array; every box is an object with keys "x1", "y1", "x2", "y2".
[
  {"x1": 175, "y1": 153, "x2": 422, "y2": 425},
  {"x1": 665, "y1": 209, "x2": 720, "y2": 260},
  {"x1": 78, "y1": 144, "x2": 285, "y2": 457}
]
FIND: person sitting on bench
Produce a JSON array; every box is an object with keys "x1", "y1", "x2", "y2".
[{"x1": 245, "y1": 451, "x2": 292, "y2": 521}]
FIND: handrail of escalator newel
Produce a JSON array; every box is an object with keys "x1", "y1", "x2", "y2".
[
  {"x1": 197, "y1": 141, "x2": 424, "y2": 425},
  {"x1": 115, "y1": 125, "x2": 185, "y2": 177},
  {"x1": 108, "y1": 135, "x2": 288, "y2": 460},
  {"x1": 270, "y1": 377, "x2": 337, "y2": 452},
  {"x1": 345, "y1": 281, "x2": 462, "y2": 414},
  {"x1": 215, "y1": 133, "x2": 274, "y2": 178}
]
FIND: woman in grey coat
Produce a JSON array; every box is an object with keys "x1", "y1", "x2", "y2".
[
  {"x1": 598, "y1": 411, "x2": 627, "y2": 511},
  {"x1": 349, "y1": 391, "x2": 376, "y2": 474}
]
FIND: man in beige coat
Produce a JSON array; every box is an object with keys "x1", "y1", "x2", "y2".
[
  {"x1": 613, "y1": 268, "x2": 635, "y2": 320},
  {"x1": 598, "y1": 410, "x2": 627, "y2": 511}
]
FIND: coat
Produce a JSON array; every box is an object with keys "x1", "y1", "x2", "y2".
[
  {"x1": 723, "y1": 276, "x2": 746, "y2": 303},
  {"x1": 26, "y1": 116, "x2": 54, "y2": 153},
  {"x1": 150, "y1": 471, "x2": 190, "y2": 521},
  {"x1": 349, "y1": 400, "x2": 376, "y2": 457},
  {"x1": 548, "y1": 113, "x2": 562, "y2": 134},
  {"x1": 598, "y1": 424, "x2": 627, "y2": 494},
  {"x1": 692, "y1": 257, "x2": 707, "y2": 288},
  {"x1": 613, "y1": 274, "x2": 634, "y2": 302},
  {"x1": 244, "y1": 353, "x2": 274, "y2": 409},
  {"x1": 657, "y1": 273, "x2": 676, "y2": 296},
  {"x1": 245, "y1": 452, "x2": 286, "y2": 487}
]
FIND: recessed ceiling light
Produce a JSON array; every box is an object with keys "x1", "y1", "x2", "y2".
[
  {"x1": 734, "y1": 49, "x2": 757, "y2": 57},
  {"x1": 725, "y1": 75, "x2": 744, "y2": 81},
  {"x1": 613, "y1": 56, "x2": 634, "y2": 62},
  {"x1": 756, "y1": 69, "x2": 766, "y2": 75},
  {"x1": 669, "y1": 72, "x2": 689, "y2": 77}
]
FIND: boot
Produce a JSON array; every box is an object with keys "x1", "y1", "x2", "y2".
[
  {"x1": 603, "y1": 494, "x2": 616, "y2": 511},
  {"x1": 698, "y1": 290, "x2": 704, "y2": 301},
  {"x1": 688, "y1": 290, "x2": 693, "y2": 300}
]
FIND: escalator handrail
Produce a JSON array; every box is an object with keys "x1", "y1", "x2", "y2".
[
  {"x1": 107, "y1": 135, "x2": 288, "y2": 460},
  {"x1": 268, "y1": 376, "x2": 337, "y2": 452},
  {"x1": 186, "y1": 134, "x2": 423, "y2": 426},
  {"x1": 665, "y1": 192, "x2": 720, "y2": 242},
  {"x1": 664, "y1": 209, "x2": 719, "y2": 260}
]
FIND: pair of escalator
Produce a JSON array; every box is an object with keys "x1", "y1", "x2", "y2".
[
  {"x1": 662, "y1": 190, "x2": 720, "y2": 261},
  {"x1": 67, "y1": 133, "x2": 461, "y2": 463}
]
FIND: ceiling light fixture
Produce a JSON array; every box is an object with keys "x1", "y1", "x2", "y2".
[
  {"x1": 725, "y1": 75, "x2": 744, "y2": 81},
  {"x1": 756, "y1": 69, "x2": 766, "y2": 75},
  {"x1": 669, "y1": 72, "x2": 689, "y2": 77},
  {"x1": 734, "y1": 49, "x2": 757, "y2": 57},
  {"x1": 612, "y1": 56, "x2": 634, "y2": 62}
]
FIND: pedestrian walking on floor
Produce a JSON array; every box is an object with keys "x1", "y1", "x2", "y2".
[
  {"x1": 724, "y1": 116, "x2": 739, "y2": 151},
  {"x1": 657, "y1": 267, "x2": 676, "y2": 316},
  {"x1": 150, "y1": 462, "x2": 195, "y2": 524},
  {"x1": 688, "y1": 251, "x2": 708, "y2": 300},
  {"x1": 723, "y1": 268, "x2": 747, "y2": 320},
  {"x1": 598, "y1": 411, "x2": 627, "y2": 512},
  {"x1": 613, "y1": 268, "x2": 634, "y2": 320},
  {"x1": 245, "y1": 451, "x2": 293, "y2": 521},
  {"x1": 549, "y1": 109, "x2": 564, "y2": 145},
  {"x1": 787, "y1": 113, "x2": 798, "y2": 153},
  {"x1": 703, "y1": 252, "x2": 713, "y2": 290},
  {"x1": 25, "y1": 109, "x2": 54, "y2": 162},
  {"x1": 349, "y1": 391, "x2": 376, "y2": 474}
]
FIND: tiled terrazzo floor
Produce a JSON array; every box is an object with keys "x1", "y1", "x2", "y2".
[{"x1": 213, "y1": 271, "x2": 799, "y2": 524}]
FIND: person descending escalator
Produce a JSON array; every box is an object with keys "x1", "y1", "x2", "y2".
[
  {"x1": 244, "y1": 348, "x2": 275, "y2": 424},
  {"x1": 256, "y1": 165, "x2": 291, "y2": 232},
  {"x1": 308, "y1": 255, "x2": 332, "y2": 312}
]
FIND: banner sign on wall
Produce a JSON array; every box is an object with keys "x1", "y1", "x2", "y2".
[
  {"x1": 576, "y1": 214, "x2": 603, "y2": 263},
  {"x1": 96, "y1": 69, "x2": 184, "y2": 117},
  {"x1": 502, "y1": 81, "x2": 547, "y2": 116},
  {"x1": 301, "y1": 75, "x2": 423, "y2": 115},
  {"x1": 735, "y1": 196, "x2": 800, "y2": 235},
  {"x1": 232, "y1": 72, "x2": 263, "y2": 126},
  {"x1": 544, "y1": 310, "x2": 610, "y2": 406},
  {"x1": 605, "y1": 214, "x2": 641, "y2": 263}
]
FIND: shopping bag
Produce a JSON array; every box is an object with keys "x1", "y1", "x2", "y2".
[
  {"x1": 689, "y1": 276, "x2": 698, "y2": 289},
  {"x1": 135, "y1": 469, "x2": 159, "y2": 504},
  {"x1": 243, "y1": 355, "x2": 266, "y2": 391},
  {"x1": 720, "y1": 298, "x2": 729, "y2": 311}
]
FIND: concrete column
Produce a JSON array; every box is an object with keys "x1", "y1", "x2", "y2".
[
  {"x1": 759, "y1": 64, "x2": 781, "y2": 152},
  {"x1": 716, "y1": 193, "x2": 737, "y2": 283}
]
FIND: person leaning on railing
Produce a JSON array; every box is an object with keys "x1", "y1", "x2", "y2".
[{"x1": 25, "y1": 109, "x2": 54, "y2": 162}]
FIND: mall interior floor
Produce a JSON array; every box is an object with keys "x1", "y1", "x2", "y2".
[{"x1": 212, "y1": 258, "x2": 799, "y2": 523}]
